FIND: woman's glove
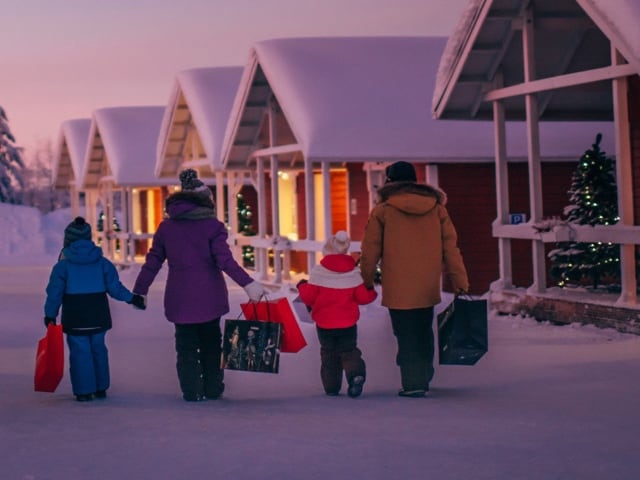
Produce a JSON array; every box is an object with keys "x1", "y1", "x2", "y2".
[
  {"x1": 44, "y1": 316, "x2": 56, "y2": 327},
  {"x1": 243, "y1": 281, "x2": 265, "y2": 302},
  {"x1": 128, "y1": 294, "x2": 147, "y2": 310}
]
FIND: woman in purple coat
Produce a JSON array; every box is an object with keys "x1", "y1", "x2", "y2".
[{"x1": 133, "y1": 169, "x2": 264, "y2": 401}]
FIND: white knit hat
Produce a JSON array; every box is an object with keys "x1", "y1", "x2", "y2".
[{"x1": 323, "y1": 230, "x2": 350, "y2": 255}]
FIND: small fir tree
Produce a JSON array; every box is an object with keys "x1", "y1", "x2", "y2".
[
  {"x1": 548, "y1": 133, "x2": 620, "y2": 289},
  {"x1": 224, "y1": 192, "x2": 256, "y2": 267},
  {"x1": 0, "y1": 106, "x2": 25, "y2": 203},
  {"x1": 237, "y1": 193, "x2": 256, "y2": 267}
]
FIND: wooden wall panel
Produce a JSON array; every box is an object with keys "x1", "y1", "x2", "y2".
[{"x1": 347, "y1": 163, "x2": 370, "y2": 241}]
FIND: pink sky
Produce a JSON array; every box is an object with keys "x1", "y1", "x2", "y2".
[{"x1": 2, "y1": 0, "x2": 468, "y2": 160}]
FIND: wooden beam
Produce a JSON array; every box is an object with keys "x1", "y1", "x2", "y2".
[
  {"x1": 249, "y1": 143, "x2": 302, "y2": 159},
  {"x1": 484, "y1": 63, "x2": 637, "y2": 101}
]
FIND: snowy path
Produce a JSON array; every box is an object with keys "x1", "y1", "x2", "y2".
[{"x1": 1, "y1": 264, "x2": 639, "y2": 480}]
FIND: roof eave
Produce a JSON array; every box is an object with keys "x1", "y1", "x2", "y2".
[{"x1": 433, "y1": 0, "x2": 493, "y2": 119}]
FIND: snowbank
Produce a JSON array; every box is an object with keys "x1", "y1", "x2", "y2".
[{"x1": 0, "y1": 203, "x2": 71, "y2": 264}]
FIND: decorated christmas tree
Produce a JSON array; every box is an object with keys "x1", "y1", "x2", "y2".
[
  {"x1": 548, "y1": 133, "x2": 620, "y2": 289},
  {"x1": 237, "y1": 193, "x2": 255, "y2": 267},
  {"x1": 222, "y1": 192, "x2": 255, "y2": 267}
]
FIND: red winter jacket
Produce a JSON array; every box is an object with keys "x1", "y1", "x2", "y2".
[{"x1": 298, "y1": 254, "x2": 377, "y2": 329}]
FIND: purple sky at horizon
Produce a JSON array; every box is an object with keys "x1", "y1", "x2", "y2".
[{"x1": 2, "y1": 0, "x2": 468, "y2": 161}]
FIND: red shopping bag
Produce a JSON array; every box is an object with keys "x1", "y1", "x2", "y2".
[
  {"x1": 241, "y1": 297, "x2": 307, "y2": 353},
  {"x1": 34, "y1": 324, "x2": 64, "y2": 392}
]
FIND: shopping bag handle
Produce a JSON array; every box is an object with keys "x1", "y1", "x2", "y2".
[
  {"x1": 238, "y1": 294, "x2": 271, "y2": 321},
  {"x1": 455, "y1": 291, "x2": 474, "y2": 301}
]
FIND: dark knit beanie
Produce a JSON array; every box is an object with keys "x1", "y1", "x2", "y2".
[
  {"x1": 385, "y1": 161, "x2": 417, "y2": 183},
  {"x1": 64, "y1": 216, "x2": 92, "y2": 247},
  {"x1": 179, "y1": 169, "x2": 211, "y2": 197}
]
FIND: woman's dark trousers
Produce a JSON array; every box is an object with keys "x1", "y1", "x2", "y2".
[
  {"x1": 389, "y1": 307, "x2": 435, "y2": 391},
  {"x1": 174, "y1": 318, "x2": 224, "y2": 400},
  {"x1": 316, "y1": 325, "x2": 366, "y2": 395}
]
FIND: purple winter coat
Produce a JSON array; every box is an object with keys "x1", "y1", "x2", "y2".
[{"x1": 133, "y1": 192, "x2": 254, "y2": 324}]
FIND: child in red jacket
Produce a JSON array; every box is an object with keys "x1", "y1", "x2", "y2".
[{"x1": 297, "y1": 231, "x2": 377, "y2": 397}]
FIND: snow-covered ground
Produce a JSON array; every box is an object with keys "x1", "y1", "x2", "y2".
[{"x1": 1, "y1": 204, "x2": 640, "y2": 479}]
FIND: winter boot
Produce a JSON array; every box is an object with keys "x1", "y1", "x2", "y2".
[
  {"x1": 398, "y1": 388, "x2": 427, "y2": 398},
  {"x1": 94, "y1": 389, "x2": 107, "y2": 399},
  {"x1": 347, "y1": 375, "x2": 365, "y2": 398}
]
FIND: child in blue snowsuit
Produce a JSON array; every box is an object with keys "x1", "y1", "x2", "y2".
[{"x1": 43, "y1": 217, "x2": 145, "y2": 401}]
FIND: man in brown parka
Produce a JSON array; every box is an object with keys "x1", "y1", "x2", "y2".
[{"x1": 359, "y1": 161, "x2": 469, "y2": 397}]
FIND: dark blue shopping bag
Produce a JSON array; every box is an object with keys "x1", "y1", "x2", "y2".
[{"x1": 437, "y1": 296, "x2": 488, "y2": 365}]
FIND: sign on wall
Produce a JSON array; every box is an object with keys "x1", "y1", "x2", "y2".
[{"x1": 509, "y1": 213, "x2": 527, "y2": 225}]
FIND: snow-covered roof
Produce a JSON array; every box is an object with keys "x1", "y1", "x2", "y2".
[
  {"x1": 223, "y1": 36, "x2": 613, "y2": 167},
  {"x1": 81, "y1": 106, "x2": 173, "y2": 188},
  {"x1": 433, "y1": 0, "x2": 640, "y2": 120},
  {"x1": 156, "y1": 66, "x2": 243, "y2": 179},
  {"x1": 52, "y1": 118, "x2": 91, "y2": 189},
  {"x1": 578, "y1": 0, "x2": 640, "y2": 73}
]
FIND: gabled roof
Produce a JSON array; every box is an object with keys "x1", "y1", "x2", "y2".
[
  {"x1": 223, "y1": 36, "x2": 612, "y2": 167},
  {"x1": 578, "y1": 0, "x2": 640, "y2": 73},
  {"x1": 432, "y1": 0, "x2": 640, "y2": 120},
  {"x1": 81, "y1": 106, "x2": 172, "y2": 188},
  {"x1": 53, "y1": 118, "x2": 91, "y2": 189},
  {"x1": 156, "y1": 67, "x2": 243, "y2": 178}
]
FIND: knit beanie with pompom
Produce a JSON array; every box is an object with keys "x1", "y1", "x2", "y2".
[
  {"x1": 179, "y1": 169, "x2": 211, "y2": 197},
  {"x1": 64, "y1": 216, "x2": 92, "y2": 247}
]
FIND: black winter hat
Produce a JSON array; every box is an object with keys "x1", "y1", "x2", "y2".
[
  {"x1": 64, "y1": 216, "x2": 92, "y2": 247},
  {"x1": 385, "y1": 161, "x2": 417, "y2": 183},
  {"x1": 179, "y1": 169, "x2": 211, "y2": 197}
]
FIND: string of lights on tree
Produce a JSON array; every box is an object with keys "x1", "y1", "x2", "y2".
[
  {"x1": 237, "y1": 193, "x2": 256, "y2": 267},
  {"x1": 548, "y1": 133, "x2": 620, "y2": 289},
  {"x1": 224, "y1": 192, "x2": 256, "y2": 268}
]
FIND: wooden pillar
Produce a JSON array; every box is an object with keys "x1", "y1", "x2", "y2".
[
  {"x1": 103, "y1": 182, "x2": 114, "y2": 260},
  {"x1": 226, "y1": 171, "x2": 241, "y2": 263},
  {"x1": 493, "y1": 97, "x2": 513, "y2": 289},
  {"x1": 364, "y1": 165, "x2": 384, "y2": 211},
  {"x1": 612, "y1": 47, "x2": 637, "y2": 305},
  {"x1": 256, "y1": 157, "x2": 268, "y2": 281},
  {"x1": 425, "y1": 164, "x2": 438, "y2": 186},
  {"x1": 523, "y1": 5, "x2": 546, "y2": 293},
  {"x1": 322, "y1": 161, "x2": 331, "y2": 238},
  {"x1": 84, "y1": 190, "x2": 96, "y2": 239},
  {"x1": 304, "y1": 158, "x2": 316, "y2": 271},
  {"x1": 268, "y1": 99, "x2": 282, "y2": 283},
  {"x1": 216, "y1": 171, "x2": 225, "y2": 223},
  {"x1": 123, "y1": 187, "x2": 134, "y2": 264},
  {"x1": 69, "y1": 181, "x2": 80, "y2": 217}
]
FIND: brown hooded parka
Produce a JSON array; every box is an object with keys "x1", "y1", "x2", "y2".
[{"x1": 359, "y1": 181, "x2": 469, "y2": 309}]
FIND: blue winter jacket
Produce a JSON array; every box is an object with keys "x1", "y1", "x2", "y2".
[{"x1": 44, "y1": 240, "x2": 133, "y2": 335}]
